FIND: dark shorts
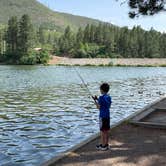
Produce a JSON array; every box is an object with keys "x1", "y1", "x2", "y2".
[{"x1": 99, "y1": 117, "x2": 110, "y2": 131}]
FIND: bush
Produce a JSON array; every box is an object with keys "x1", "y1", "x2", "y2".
[
  {"x1": 0, "y1": 54, "x2": 6, "y2": 62},
  {"x1": 108, "y1": 61, "x2": 114, "y2": 66},
  {"x1": 18, "y1": 50, "x2": 50, "y2": 65},
  {"x1": 19, "y1": 52, "x2": 37, "y2": 65},
  {"x1": 36, "y1": 50, "x2": 50, "y2": 64}
]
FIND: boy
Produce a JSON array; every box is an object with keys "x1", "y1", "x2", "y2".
[{"x1": 92, "y1": 83, "x2": 112, "y2": 151}]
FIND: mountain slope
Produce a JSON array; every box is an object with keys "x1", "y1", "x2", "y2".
[{"x1": 0, "y1": 0, "x2": 101, "y2": 30}]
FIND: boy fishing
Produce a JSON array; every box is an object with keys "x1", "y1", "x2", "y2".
[{"x1": 92, "y1": 83, "x2": 112, "y2": 151}]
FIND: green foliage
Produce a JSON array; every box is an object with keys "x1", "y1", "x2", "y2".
[
  {"x1": 19, "y1": 52, "x2": 37, "y2": 65},
  {"x1": 18, "y1": 14, "x2": 35, "y2": 56},
  {"x1": 0, "y1": 0, "x2": 100, "y2": 31},
  {"x1": 38, "y1": 25, "x2": 45, "y2": 45},
  {"x1": 1, "y1": 15, "x2": 50, "y2": 65},
  {"x1": 37, "y1": 50, "x2": 50, "y2": 64},
  {"x1": 57, "y1": 24, "x2": 166, "y2": 59},
  {"x1": 1, "y1": 13, "x2": 166, "y2": 65},
  {"x1": 0, "y1": 26, "x2": 6, "y2": 62},
  {"x1": 19, "y1": 50, "x2": 50, "y2": 65},
  {"x1": 58, "y1": 26, "x2": 75, "y2": 56},
  {"x1": 6, "y1": 16, "x2": 18, "y2": 58},
  {"x1": 128, "y1": 0, "x2": 165, "y2": 18}
]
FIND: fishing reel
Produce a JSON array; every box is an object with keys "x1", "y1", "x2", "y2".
[{"x1": 92, "y1": 95, "x2": 98, "y2": 101}]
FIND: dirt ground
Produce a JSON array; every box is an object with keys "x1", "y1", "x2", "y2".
[
  {"x1": 48, "y1": 56, "x2": 166, "y2": 66},
  {"x1": 52, "y1": 124, "x2": 166, "y2": 166}
]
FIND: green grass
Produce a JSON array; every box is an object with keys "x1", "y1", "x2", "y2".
[
  {"x1": 53, "y1": 63, "x2": 166, "y2": 67},
  {"x1": 159, "y1": 64, "x2": 166, "y2": 67}
]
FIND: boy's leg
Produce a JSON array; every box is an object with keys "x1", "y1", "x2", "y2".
[
  {"x1": 101, "y1": 131, "x2": 105, "y2": 145},
  {"x1": 96, "y1": 131, "x2": 104, "y2": 149},
  {"x1": 99, "y1": 118, "x2": 110, "y2": 146},
  {"x1": 102, "y1": 131, "x2": 108, "y2": 145},
  {"x1": 102, "y1": 118, "x2": 110, "y2": 145},
  {"x1": 105, "y1": 130, "x2": 109, "y2": 145}
]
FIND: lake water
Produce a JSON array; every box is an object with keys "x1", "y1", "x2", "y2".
[{"x1": 0, "y1": 65, "x2": 166, "y2": 166}]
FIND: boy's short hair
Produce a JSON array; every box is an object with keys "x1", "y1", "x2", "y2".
[{"x1": 100, "y1": 83, "x2": 110, "y2": 93}]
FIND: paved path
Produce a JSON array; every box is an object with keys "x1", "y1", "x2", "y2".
[{"x1": 53, "y1": 124, "x2": 166, "y2": 166}]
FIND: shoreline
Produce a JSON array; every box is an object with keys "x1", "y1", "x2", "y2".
[
  {"x1": 1, "y1": 57, "x2": 166, "y2": 67},
  {"x1": 48, "y1": 56, "x2": 166, "y2": 67}
]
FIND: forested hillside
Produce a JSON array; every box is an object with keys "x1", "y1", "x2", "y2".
[
  {"x1": 0, "y1": 0, "x2": 166, "y2": 65},
  {"x1": 0, "y1": 0, "x2": 100, "y2": 30},
  {"x1": 57, "y1": 24, "x2": 166, "y2": 58}
]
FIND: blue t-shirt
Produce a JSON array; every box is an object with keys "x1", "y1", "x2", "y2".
[{"x1": 98, "y1": 94, "x2": 112, "y2": 118}]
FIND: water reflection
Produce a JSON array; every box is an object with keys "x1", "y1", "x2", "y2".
[{"x1": 0, "y1": 66, "x2": 166, "y2": 166}]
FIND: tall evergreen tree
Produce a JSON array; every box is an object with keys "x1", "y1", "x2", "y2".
[
  {"x1": 18, "y1": 14, "x2": 34, "y2": 56},
  {"x1": 38, "y1": 25, "x2": 45, "y2": 45},
  {"x1": 58, "y1": 26, "x2": 74, "y2": 55},
  {"x1": 0, "y1": 29, "x2": 3, "y2": 56},
  {"x1": 89, "y1": 24, "x2": 96, "y2": 43},
  {"x1": 47, "y1": 33, "x2": 52, "y2": 44},
  {"x1": 94, "y1": 23, "x2": 103, "y2": 44},
  {"x1": 159, "y1": 33, "x2": 166, "y2": 58},
  {"x1": 76, "y1": 27, "x2": 84, "y2": 43},
  {"x1": 6, "y1": 16, "x2": 18, "y2": 57},
  {"x1": 83, "y1": 24, "x2": 91, "y2": 43},
  {"x1": 0, "y1": 27, "x2": 6, "y2": 57}
]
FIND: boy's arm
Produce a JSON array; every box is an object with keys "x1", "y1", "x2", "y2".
[
  {"x1": 92, "y1": 96, "x2": 100, "y2": 109},
  {"x1": 94, "y1": 100, "x2": 100, "y2": 109}
]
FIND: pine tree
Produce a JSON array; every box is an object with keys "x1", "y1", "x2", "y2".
[
  {"x1": 117, "y1": 27, "x2": 130, "y2": 57},
  {"x1": 89, "y1": 24, "x2": 96, "y2": 43},
  {"x1": 0, "y1": 29, "x2": 2, "y2": 56},
  {"x1": 94, "y1": 23, "x2": 103, "y2": 44},
  {"x1": 47, "y1": 33, "x2": 52, "y2": 44},
  {"x1": 83, "y1": 24, "x2": 91, "y2": 43},
  {"x1": 56, "y1": 22, "x2": 166, "y2": 59},
  {"x1": 76, "y1": 27, "x2": 84, "y2": 43},
  {"x1": 150, "y1": 28, "x2": 160, "y2": 57},
  {"x1": 128, "y1": 0, "x2": 165, "y2": 18},
  {"x1": 58, "y1": 26, "x2": 75, "y2": 56},
  {"x1": 64, "y1": 26, "x2": 72, "y2": 40},
  {"x1": 18, "y1": 14, "x2": 34, "y2": 56},
  {"x1": 6, "y1": 16, "x2": 18, "y2": 57},
  {"x1": 38, "y1": 25, "x2": 45, "y2": 45},
  {"x1": 159, "y1": 33, "x2": 166, "y2": 58},
  {"x1": 0, "y1": 27, "x2": 7, "y2": 59}
]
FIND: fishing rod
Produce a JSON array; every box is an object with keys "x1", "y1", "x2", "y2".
[
  {"x1": 73, "y1": 66, "x2": 93, "y2": 97},
  {"x1": 70, "y1": 61, "x2": 96, "y2": 102}
]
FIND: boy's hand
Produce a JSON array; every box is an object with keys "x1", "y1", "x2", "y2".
[
  {"x1": 92, "y1": 96, "x2": 100, "y2": 109},
  {"x1": 92, "y1": 95, "x2": 98, "y2": 101}
]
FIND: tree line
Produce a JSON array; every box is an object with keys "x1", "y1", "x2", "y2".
[
  {"x1": 0, "y1": 14, "x2": 166, "y2": 65},
  {"x1": 0, "y1": 14, "x2": 49, "y2": 64},
  {"x1": 56, "y1": 24, "x2": 166, "y2": 58}
]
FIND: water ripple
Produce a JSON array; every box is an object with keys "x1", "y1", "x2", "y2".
[{"x1": 0, "y1": 66, "x2": 166, "y2": 166}]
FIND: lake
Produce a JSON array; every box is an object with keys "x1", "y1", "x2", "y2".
[{"x1": 0, "y1": 65, "x2": 166, "y2": 166}]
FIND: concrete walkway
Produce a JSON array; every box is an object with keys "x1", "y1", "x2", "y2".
[
  {"x1": 42, "y1": 97, "x2": 166, "y2": 166},
  {"x1": 51, "y1": 124, "x2": 166, "y2": 166}
]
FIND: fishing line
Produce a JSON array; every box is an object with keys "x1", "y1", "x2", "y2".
[
  {"x1": 73, "y1": 66, "x2": 93, "y2": 97},
  {"x1": 69, "y1": 58, "x2": 95, "y2": 102}
]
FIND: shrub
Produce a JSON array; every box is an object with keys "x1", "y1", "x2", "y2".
[
  {"x1": 36, "y1": 50, "x2": 50, "y2": 64},
  {"x1": 19, "y1": 52, "x2": 37, "y2": 65}
]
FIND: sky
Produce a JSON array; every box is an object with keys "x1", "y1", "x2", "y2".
[{"x1": 38, "y1": 0, "x2": 166, "y2": 32}]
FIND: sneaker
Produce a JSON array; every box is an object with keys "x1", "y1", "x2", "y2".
[
  {"x1": 96, "y1": 144, "x2": 102, "y2": 150},
  {"x1": 105, "y1": 144, "x2": 111, "y2": 149},
  {"x1": 100, "y1": 144, "x2": 109, "y2": 151}
]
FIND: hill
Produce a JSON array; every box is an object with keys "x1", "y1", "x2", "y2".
[{"x1": 0, "y1": 0, "x2": 101, "y2": 30}]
